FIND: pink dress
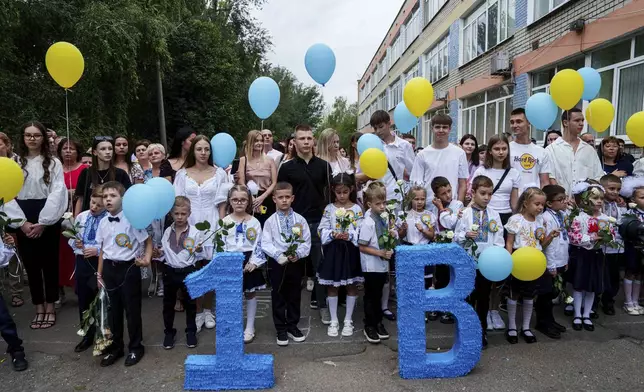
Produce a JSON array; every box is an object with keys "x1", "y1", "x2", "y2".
[{"x1": 59, "y1": 164, "x2": 88, "y2": 287}]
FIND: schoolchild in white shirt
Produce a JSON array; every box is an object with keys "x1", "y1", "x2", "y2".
[
  {"x1": 403, "y1": 185, "x2": 436, "y2": 291},
  {"x1": 599, "y1": 174, "x2": 626, "y2": 315},
  {"x1": 95, "y1": 181, "x2": 152, "y2": 367}
]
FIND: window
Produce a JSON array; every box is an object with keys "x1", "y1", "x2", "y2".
[
  {"x1": 390, "y1": 34, "x2": 402, "y2": 69},
  {"x1": 424, "y1": 0, "x2": 448, "y2": 25},
  {"x1": 462, "y1": 0, "x2": 515, "y2": 64},
  {"x1": 404, "y1": 62, "x2": 420, "y2": 86},
  {"x1": 461, "y1": 85, "x2": 514, "y2": 144},
  {"x1": 405, "y1": 9, "x2": 422, "y2": 51},
  {"x1": 424, "y1": 36, "x2": 449, "y2": 83},
  {"x1": 379, "y1": 57, "x2": 387, "y2": 81},
  {"x1": 378, "y1": 92, "x2": 388, "y2": 112},
  {"x1": 390, "y1": 79, "x2": 402, "y2": 110},
  {"x1": 530, "y1": 0, "x2": 570, "y2": 24}
]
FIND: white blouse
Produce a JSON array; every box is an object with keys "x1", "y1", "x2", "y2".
[
  {"x1": 329, "y1": 157, "x2": 353, "y2": 176},
  {"x1": 454, "y1": 206, "x2": 505, "y2": 257},
  {"x1": 319, "y1": 203, "x2": 363, "y2": 246},
  {"x1": 222, "y1": 215, "x2": 266, "y2": 266},
  {"x1": 542, "y1": 209, "x2": 570, "y2": 269},
  {"x1": 404, "y1": 209, "x2": 437, "y2": 245},
  {"x1": 505, "y1": 213, "x2": 546, "y2": 250}
]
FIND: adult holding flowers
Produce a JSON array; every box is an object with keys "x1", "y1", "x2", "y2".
[{"x1": 238, "y1": 130, "x2": 277, "y2": 226}]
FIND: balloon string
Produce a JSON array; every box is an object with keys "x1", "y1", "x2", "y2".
[
  {"x1": 65, "y1": 89, "x2": 70, "y2": 146},
  {"x1": 261, "y1": 120, "x2": 264, "y2": 131}
]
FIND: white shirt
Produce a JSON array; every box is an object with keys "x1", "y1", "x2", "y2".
[
  {"x1": 96, "y1": 211, "x2": 149, "y2": 261},
  {"x1": 454, "y1": 206, "x2": 505, "y2": 257},
  {"x1": 8, "y1": 156, "x2": 68, "y2": 225},
  {"x1": 260, "y1": 210, "x2": 311, "y2": 260},
  {"x1": 505, "y1": 214, "x2": 546, "y2": 250},
  {"x1": 410, "y1": 144, "x2": 469, "y2": 201},
  {"x1": 429, "y1": 200, "x2": 464, "y2": 232},
  {"x1": 329, "y1": 157, "x2": 353, "y2": 176},
  {"x1": 358, "y1": 214, "x2": 388, "y2": 273},
  {"x1": 542, "y1": 209, "x2": 570, "y2": 269},
  {"x1": 222, "y1": 215, "x2": 266, "y2": 266},
  {"x1": 472, "y1": 167, "x2": 521, "y2": 214},
  {"x1": 509, "y1": 141, "x2": 551, "y2": 191},
  {"x1": 404, "y1": 209, "x2": 437, "y2": 245},
  {"x1": 266, "y1": 149, "x2": 284, "y2": 165},
  {"x1": 161, "y1": 224, "x2": 205, "y2": 269},
  {"x1": 319, "y1": 203, "x2": 363, "y2": 246},
  {"x1": 634, "y1": 158, "x2": 644, "y2": 176},
  {"x1": 603, "y1": 202, "x2": 626, "y2": 254},
  {"x1": 381, "y1": 135, "x2": 415, "y2": 202},
  {"x1": 545, "y1": 137, "x2": 604, "y2": 195},
  {"x1": 67, "y1": 210, "x2": 106, "y2": 256}
]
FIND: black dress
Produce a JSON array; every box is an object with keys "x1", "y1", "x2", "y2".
[
  {"x1": 568, "y1": 246, "x2": 611, "y2": 294},
  {"x1": 243, "y1": 251, "x2": 267, "y2": 293}
]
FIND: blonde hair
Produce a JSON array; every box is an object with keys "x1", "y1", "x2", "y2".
[
  {"x1": 516, "y1": 187, "x2": 546, "y2": 214},
  {"x1": 227, "y1": 184, "x2": 254, "y2": 215},
  {"x1": 316, "y1": 128, "x2": 339, "y2": 162},
  {"x1": 405, "y1": 185, "x2": 427, "y2": 211},
  {"x1": 244, "y1": 130, "x2": 264, "y2": 160},
  {"x1": 173, "y1": 196, "x2": 191, "y2": 210},
  {"x1": 364, "y1": 181, "x2": 386, "y2": 205},
  {"x1": 147, "y1": 143, "x2": 166, "y2": 157}
]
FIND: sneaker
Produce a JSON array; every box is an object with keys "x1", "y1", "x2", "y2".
[
  {"x1": 163, "y1": 330, "x2": 176, "y2": 350},
  {"x1": 306, "y1": 279, "x2": 314, "y2": 292},
  {"x1": 376, "y1": 323, "x2": 389, "y2": 340},
  {"x1": 195, "y1": 312, "x2": 205, "y2": 333},
  {"x1": 341, "y1": 320, "x2": 354, "y2": 337},
  {"x1": 204, "y1": 310, "x2": 216, "y2": 329},
  {"x1": 440, "y1": 314, "x2": 455, "y2": 324},
  {"x1": 327, "y1": 321, "x2": 339, "y2": 337},
  {"x1": 276, "y1": 331, "x2": 289, "y2": 346},
  {"x1": 635, "y1": 304, "x2": 644, "y2": 315},
  {"x1": 364, "y1": 326, "x2": 380, "y2": 344},
  {"x1": 186, "y1": 332, "x2": 198, "y2": 348},
  {"x1": 156, "y1": 279, "x2": 164, "y2": 297},
  {"x1": 320, "y1": 308, "x2": 331, "y2": 325},
  {"x1": 244, "y1": 330, "x2": 255, "y2": 344},
  {"x1": 490, "y1": 310, "x2": 506, "y2": 330},
  {"x1": 486, "y1": 312, "x2": 494, "y2": 331},
  {"x1": 310, "y1": 300, "x2": 319, "y2": 309},
  {"x1": 11, "y1": 351, "x2": 28, "y2": 372},
  {"x1": 623, "y1": 304, "x2": 640, "y2": 316},
  {"x1": 427, "y1": 311, "x2": 439, "y2": 321},
  {"x1": 287, "y1": 328, "x2": 306, "y2": 342}
]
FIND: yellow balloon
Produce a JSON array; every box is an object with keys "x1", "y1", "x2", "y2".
[
  {"x1": 45, "y1": 42, "x2": 85, "y2": 89},
  {"x1": 511, "y1": 247, "x2": 546, "y2": 282},
  {"x1": 585, "y1": 98, "x2": 614, "y2": 133},
  {"x1": 626, "y1": 112, "x2": 644, "y2": 147},
  {"x1": 403, "y1": 77, "x2": 434, "y2": 117},
  {"x1": 0, "y1": 157, "x2": 24, "y2": 203},
  {"x1": 550, "y1": 69, "x2": 584, "y2": 110},
  {"x1": 359, "y1": 148, "x2": 388, "y2": 179}
]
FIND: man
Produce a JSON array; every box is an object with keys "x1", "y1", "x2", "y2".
[
  {"x1": 618, "y1": 138, "x2": 636, "y2": 163},
  {"x1": 410, "y1": 113, "x2": 468, "y2": 201},
  {"x1": 545, "y1": 108, "x2": 604, "y2": 195},
  {"x1": 580, "y1": 132, "x2": 595, "y2": 147},
  {"x1": 508, "y1": 108, "x2": 552, "y2": 192},
  {"x1": 262, "y1": 129, "x2": 284, "y2": 164},
  {"x1": 278, "y1": 124, "x2": 333, "y2": 324},
  {"x1": 401, "y1": 133, "x2": 416, "y2": 152}
]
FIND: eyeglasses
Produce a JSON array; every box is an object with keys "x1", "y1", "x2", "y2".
[
  {"x1": 24, "y1": 134, "x2": 43, "y2": 140},
  {"x1": 230, "y1": 198, "x2": 249, "y2": 204},
  {"x1": 94, "y1": 136, "x2": 113, "y2": 142}
]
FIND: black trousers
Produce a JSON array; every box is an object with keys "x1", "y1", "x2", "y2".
[
  {"x1": 103, "y1": 259, "x2": 143, "y2": 354},
  {"x1": 601, "y1": 253, "x2": 622, "y2": 306},
  {"x1": 0, "y1": 292, "x2": 23, "y2": 354},
  {"x1": 75, "y1": 255, "x2": 99, "y2": 337},
  {"x1": 15, "y1": 199, "x2": 60, "y2": 305},
  {"x1": 363, "y1": 272, "x2": 387, "y2": 328},
  {"x1": 268, "y1": 258, "x2": 303, "y2": 333},
  {"x1": 535, "y1": 267, "x2": 565, "y2": 327},
  {"x1": 163, "y1": 265, "x2": 197, "y2": 334},
  {"x1": 467, "y1": 271, "x2": 492, "y2": 331}
]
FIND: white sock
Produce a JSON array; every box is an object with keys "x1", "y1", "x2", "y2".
[
  {"x1": 245, "y1": 298, "x2": 257, "y2": 333},
  {"x1": 624, "y1": 279, "x2": 633, "y2": 305},
  {"x1": 582, "y1": 291, "x2": 594, "y2": 319},
  {"x1": 522, "y1": 299, "x2": 534, "y2": 335},
  {"x1": 345, "y1": 295, "x2": 357, "y2": 323},
  {"x1": 633, "y1": 281, "x2": 642, "y2": 306},
  {"x1": 573, "y1": 290, "x2": 584, "y2": 318},
  {"x1": 381, "y1": 283, "x2": 390, "y2": 311},
  {"x1": 507, "y1": 299, "x2": 517, "y2": 336},
  {"x1": 327, "y1": 296, "x2": 339, "y2": 324}
]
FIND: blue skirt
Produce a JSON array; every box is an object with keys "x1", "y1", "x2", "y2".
[
  {"x1": 317, "y1": 240, "x2": 363, "y2": 287},
  {"x1": 567, "y1": 247, "x2": 611, "y2": 294}
]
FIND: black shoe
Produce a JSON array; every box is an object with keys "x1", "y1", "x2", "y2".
[
  {"x1": 440, "y1": 314, "x2": 455, "y2": 324},
  {"x1": 382, "y1": 309, "x2": 396, "y2": 321},
  {"x1": 505, "y1": 329, "x2": 518, "y2": 344},
  {"x1": 11, "y1": 351, "x2": 28, "y2": 372},
  {"x1": 124, "y1": 351, "x2": 144, "y2": 367},
  {"x1": 482, "y1": 333, "x2": 488, "y2": 349},
  {"x1": 74, "y1": 336, "x2": 94, "y2": 353},
  {"x1": 287, "y1": 328, "x2": 306, "y2": 342},
  {"x1": 603, "y1": 303, "x2": 616, "y2": 316},
  {"x1": 100, "y1": 350, "x2": 124, "y2": 367},
  {"x1": 310, "y1": 300, "x2": 319, "y2": 309},
  {"x1": 276, "y1": 331, "x2": 289, "y2": 346},
  {"x1": 427, "y1": 311, "x2": 439, "y2": 321},
  {"x1": 589, "y1": 310, "x2": 599, "y2": 320},
  {"x1": 376, "y1": 323, "x2": 389, "y2": 340},
  {"x1": 551, "y1": 320, "x2": 567, "y2": 333},
  {"x1": 572, "y1": 317, "x2": 583, "y2": 331},
  {"x1": 186, "y1": 332, "x2": 198, "y2": 348},
  {"x1": 163, "y1": 330, "x2": 176, "y2": 350},
  {"x1": 535, "y1": 324, "x2": 561, "y2": 340},
  {"x1": 521, "y1": 330, "x2": 537, "y2": 344},
  {"x1": 363, "y1": 326, "x2": 381, "y2": 344},
  {"x1": 582, "y1": 318, "x2": 595, "y2": 332},
  {"x1": 564, "y1": 304, "x2": 574, "y2": 317}
]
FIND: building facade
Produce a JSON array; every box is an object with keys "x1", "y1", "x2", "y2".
[{"x1": 357, "y1": 0, "x2": 644, "y2": 148}]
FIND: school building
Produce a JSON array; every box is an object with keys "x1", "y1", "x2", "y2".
[{"x1": 356, "y1": 0, "x2": 644, "y2": 147}]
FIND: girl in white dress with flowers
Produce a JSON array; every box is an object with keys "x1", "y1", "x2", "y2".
[{"x1": 403, "y1": 185, "x2": 437, "y2": 293}]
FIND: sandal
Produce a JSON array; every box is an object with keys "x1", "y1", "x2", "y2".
[
  {"x1": 40, "y1": 312, "x2": 56, "y2": 329},
  {"x1": 30, "y1": 313, "x2": 45, "y2": 329},
  {"x1": 11, "y1": 294, "x2": 24, "y2": 307}
]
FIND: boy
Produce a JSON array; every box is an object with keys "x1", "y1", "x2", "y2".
[
  {"x1": 454, "y1": 175, "x2": 504, "y2": 348},
  {"x1": 261, "y1": 182, "x2": 311, "y2": 346},
  {"x1": 359, "y1": 182, "x2": 396, "y2": 344},
  {"x1": 159, "y1": 196, "x2": 203, "y2": 349},
  {"x1": 69, "y1": 186, "x2": 108, "y2": 353},
  {"x1": 95, "y1": 181, "x2": 152, "y2": 367},
  {"x1": 600, "y1": 174, "x2": 626, "y2": 315}
]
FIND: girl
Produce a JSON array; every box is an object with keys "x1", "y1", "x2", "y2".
[
  {"x1": 317, "y1": 128, "x2": 352, "y2": 175},
  {"x1": 404, "y1": 185, "x2": 436, "y2": 297},
  {"x1": 619, "y1": 176, "x2": 644, "y2": 315},
  {"x1": 505, "y1": 187, "x2": 556, "y2": 344},
  {"x1": 459, "y1": 134, "x2": 480, "y2": 199},
  {"x1": 168, "y1": 127, "x2": 197, "y2": 172},
  {"x1": 222, "y1": 185, "x2": 267, "y2": 343},
  {"x1": 114, "y1": 135, "x2": 145, "y2": 184},
  {"x1": 568, "y1": 180, "x2": 616, "y2": 330},
  {"x1": 317, "y1": 173, "x2": 364, "y2": 337}
]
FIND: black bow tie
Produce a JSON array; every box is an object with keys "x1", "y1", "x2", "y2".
[{"x1": 108, "y1": 217, "x2": 120, "y2": 223}]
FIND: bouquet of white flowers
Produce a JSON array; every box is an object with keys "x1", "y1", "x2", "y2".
[
  {"x1": 335, "y1": 208, "x2": 353, "y2": 233},
  {"x1": 77, "y1": 287, "x2": 113, "y2": 356},
  {"x1": 434, "y1": 230, "x2": 455, "y2": 244},
  {"x1": 61, "y1": 212, "x2": 83, "y2": 241}
]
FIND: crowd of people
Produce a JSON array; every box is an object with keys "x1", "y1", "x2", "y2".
[{"x1": 1, "y1": 106, "x2": 643, "y2": 372}]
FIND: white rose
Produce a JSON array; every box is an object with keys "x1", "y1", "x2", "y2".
[
  {"x1": 564, "y1": 296, "x2": 574, "y2": 305},
  {"x1": 607, "y1": 217, "x2": 617, "y2": 224},
  {"x1": 380, "y1": 212, "x2": 389, "y2": 220},
  {"x1": 386, "y1": 203, "x2": 397, "y2": 212},
  {"x1": 629, "y1": 203, "x2": 637, "y2": 209},
  {"x1": 292, "y1": 226, "x2": 301, "y2": 236},
  {"x1": 446, "y1": 231, "x2": 454, "y2": 239},
  {"x1": 77, "y1": 329, "x2": 85, "y2": 337},
  {"x1": 396, "y1": 180, "x2": 405, "y2": 186},
  {"x1": 63, "y1": 212, "x2": 73, "y2": 220},
  {"x1": 471, "y1": 224, "x2": 479, "y2": 231},
  {"x1": 335, "y1": 208, "x2": 346, "y2": 218}
]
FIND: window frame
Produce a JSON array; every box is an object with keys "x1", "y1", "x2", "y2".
[
  {"x1": 460, "y1": 0, "x2": 514, "y2": 65},
  {"x1": 527, "y1": 0, "x2": 571, "y2": 25},
  {"x1": 424, "y1": 35, "x2": 450, "y2": 83},
  {"x1": 460, "y1": 86, "x2": 514, "y2": 143}
]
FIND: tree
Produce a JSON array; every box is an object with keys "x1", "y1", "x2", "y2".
[{"x1": 319, "y1": 96, "x2": 358, "y2": 147}]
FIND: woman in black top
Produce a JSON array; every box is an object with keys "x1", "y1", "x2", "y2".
[
  {"x1": 74, "y1": 136, "x2": 132, "y2": 215},
  {"x1": 599, "y1": 136, "x2": 633, "y2": 178}
]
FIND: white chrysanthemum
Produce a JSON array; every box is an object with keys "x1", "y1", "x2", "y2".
[
  {"x1": 629, "y1": 202, "x2": 638, "y2": 209},
  {"x1": 380, "y1": 212, "x2": 389, "y2": 220},
  {"x1": 607, "y1": 217, "x2": 617, "y2": 224},
  {"x1": 77, "y1": 329, "x2": 85, "y2": 337},
  {"x1": 446, "y1": 231, "x2": 454, "y2": 239}
]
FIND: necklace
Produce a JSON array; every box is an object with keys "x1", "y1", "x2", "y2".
[{"x1": 98, "y1": 170, "x2": 109, "y2": 184}]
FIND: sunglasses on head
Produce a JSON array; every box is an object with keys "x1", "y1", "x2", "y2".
[{"x1": 94, "y1": 136, "x2": 113, "y2": 142}]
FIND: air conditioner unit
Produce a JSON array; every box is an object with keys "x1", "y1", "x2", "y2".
[
  {"x1": 490, "y1": 51, "x2": 511, "y2": 76},
  {"x1": 435, "y1": 89, "x2": 448, "y2": 101}
]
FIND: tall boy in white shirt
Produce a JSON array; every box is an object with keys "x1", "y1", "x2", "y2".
[
  {"x1": 95, "y1": 181, "x2": 152, "y2": 368},
  {"x1": 508, "y1": 108, "x2": 552, "y2": 191}
]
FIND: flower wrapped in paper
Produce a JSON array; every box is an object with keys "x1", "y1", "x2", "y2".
[{"x1": 79, "y1": 287, "x2": 113, "y2": 356}]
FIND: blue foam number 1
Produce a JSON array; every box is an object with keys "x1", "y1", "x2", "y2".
[
  {"x1": 396, "y1": 243, "x2": 482, "y2": 379},
  {"x1": 183, "y1": 252, "x2": 274, "y2": 390}
]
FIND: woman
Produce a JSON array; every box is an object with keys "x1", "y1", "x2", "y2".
[
  {"x1": 134, "y1": 139, "x2": 152, "y2": 181},
  {"x1": 317, "y1": 129, "x2": 351, "y2": 175},
  {"x1": 543, "y1": 130, "x2": 562, "y2": 148},
  {"x1": 599, "y1": 136, "x2": 633, "y2": 177},
  {"x1": 148, "y1": 143, "x2": 174, "y2": 182},
  {"x1": 460, "y1": 134, "x2": 480, "y2": 204},
  {"x1": 114, "y1": 135, "x2": 144, "y2": 184},
  {"x1": 173, "y1": 135, "x2": 230, "y2": 332},
  {"x1": 56, "y1": 138, "x2": 88, "y2": 301},
  {"x1": 237, "y1": 130, "x2": 277, "y2": 226},
  {"x1": 9, "y1": 122, "x2": 67, "y2": 329},
  {"x1": 74, "y1": 137, "x2": 132, "y2": 215},
  {"x1": 168, "y1": 126, "x2": 197, "y2": 172}
]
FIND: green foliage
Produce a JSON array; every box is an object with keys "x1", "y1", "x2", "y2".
[{"x1": 319, "y1": 96, "x2": 358, "y2": 148}]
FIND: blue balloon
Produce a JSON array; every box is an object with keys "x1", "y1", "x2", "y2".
[
  {"x1": 248, "y1": 77, "x2": 280, "y2": 119},
  {"x1": 123, "y1": 184, "x2": 158, "y2": 230},
  {"x1": 146, "y1": 177, "x2": 176, "y2": 219},
  {"x1": 357, "y1": 133, "x2": 384, "y2": 155},
  {"x1": 304, "y1": 43, "x2": 336, "y2": 86},
  {"x1": 578, "y1": 67, "x2": 602, "y2": 101},
  {"x1": 477, "y1": 246, "x2": 513, "y2": 282},
  {"x1": 211, "y1": 133, "x2": 237, "y2": 168},
  {"x1": 525, "y1": 93, "x2": 558, "y2": 130},
  {"x1": 394, "y1": 101, "x2": 419, "y2": 133}
]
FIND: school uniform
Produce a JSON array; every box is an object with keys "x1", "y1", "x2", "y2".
[
  {"x1": 432, "y1": 200, "x2": 464, "y2": 290},
  {"x1": 161, "y1": 224, "x2": 204, "y2": 336},
  {"x1": 602, "y1": 202, "x2": 626, "y2": 308},
  {"x1": 222, "y1": 216, "x2": 267, "y2": 292},
  {"x1": 261, "y1": 210, "x2": 311, "y2": 334},
  {"x1": 95, "y1": 211, "x2": 149, "y2": 357},
  {"x1": 404, "y1": 209, "x2": 437, "y2": 288}
]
